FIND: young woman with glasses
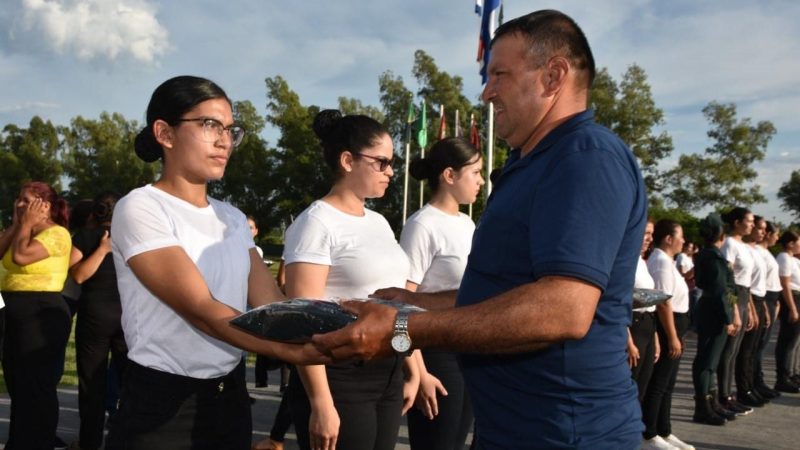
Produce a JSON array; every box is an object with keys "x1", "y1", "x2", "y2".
[
  {"x1": 104, "y1": 75, "x2": 325, "y2": 449},
  {"x1": 282, "y1": 109, "x2": 412, "y2": 450},
  {"x1": 401, "y1": 137, "x2": 483, "y2": 450}
]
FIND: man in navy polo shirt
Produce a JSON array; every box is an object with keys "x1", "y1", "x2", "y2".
[{"x1": 315, "y1": 9, "x2": 646, "y2": 449}]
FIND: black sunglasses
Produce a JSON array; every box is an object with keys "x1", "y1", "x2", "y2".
[{"x1": 356, "y1": 153, "x2": 394, "y2": 172}]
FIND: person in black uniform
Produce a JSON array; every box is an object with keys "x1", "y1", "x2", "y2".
[{"x1": 70, "y1": 192, "x2": 128, "y2": 450}]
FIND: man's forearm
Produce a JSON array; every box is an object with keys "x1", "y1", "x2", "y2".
[
  {"x1": 407, "y1": 277, "x2": 599, "y2": 354},
  {"x1": 409, "y1": 290, "x2": 457, "y2": 310}
]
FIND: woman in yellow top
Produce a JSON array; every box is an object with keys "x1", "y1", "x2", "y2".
[{"x1": 0, "y1": 181, "x2": 73, "y2": 450}]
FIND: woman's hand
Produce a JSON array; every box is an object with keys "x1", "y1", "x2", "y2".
[
  {"x1": 733, "y1": 311, "x2": 743, "y2": 334},
  {"x1": 98, "y1": 230, "x2": 112, "y2": 254},
  {"x1": 668, "y1": 335, "x2": 682, "y2": 359},
  {"x1": 790, "y1": 308, "x2": 799, "y2": 324},
  {"x1": 653, "y1": 334, "x2": 661, "y2": 363},
  {"x1": 402, "y1": 367, "x2": 421, "y2": 415},
  {"x1": 415, "y1": 372, "x2": 447, "y2": 419},
  {"x1": 20, "y1": 197, "x2": 49, "y2": 228},
  {"x1": 309, "y1": 401, "x2": 339, "y2": 450},
  {"x1": 726, "y1": 323, "x2": 737, "y2": 336},
  {"x1": 626, "y1": 336, "x2": 640, "y2": 368}
]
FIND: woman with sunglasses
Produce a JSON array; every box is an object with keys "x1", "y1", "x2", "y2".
[
  {"x1": 283, "y1": 109, "x2": 411, "y2": 450},
  {"x1": 401, "y1": 137, "x2": 483, "y2": 450},
  {"x1": 104, "y1": 76, "x2": 324, "y2": 449}
]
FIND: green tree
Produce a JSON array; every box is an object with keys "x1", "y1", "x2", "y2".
[
  {"x1": 0, "y1": 117, "x2": 63, "y2": 226},
  {"x1": 265, "y1": 76, "x2": 328, "y2": 225},
  {"x1": 208, "y1": 100, "x2": 281, "y2": 233},
  {"x1": 589, "y1": 64, "x2": 673, "y2": 194},
  {"x1": 778, "y1": 169, "x2": 800, "y2": 221},
  {"x1": 61, "y1": 112, "x2": 159, "y2": 201},
  {"x1": 666, "y1": 102, "x2": 776, "y2": 212}
]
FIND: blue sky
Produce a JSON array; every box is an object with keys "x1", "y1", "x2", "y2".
[{"x1": 1, "y1": 0, "x2": 798, "y2": 224}]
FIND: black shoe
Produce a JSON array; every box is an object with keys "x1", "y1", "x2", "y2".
[
  {"x1": 279, "y1": 383, "x2": 288, "y2": 393},
  {"x1": 775, "y1": 379, "x2": 800, "y2": 393},
  {"x1": 54, "y1": 436, "x2": 68, "y2": 450},
  {"x1": 755, "y1": 384, "x2": 780, "y2": 399},
  {"x1": 737, "y1": 391, "x2": 765, "y2": 407},
  {"x1": 693, "y1": 395, "x2": 727, "y2": 426},
  {"x1": 255, "y1": 381, "x2": 268, "y2": 388},
  {"x1": 724, "y1": 398, "x2": 752, "y2": 416},
  {"x1": 791, "y1": 374, "x2": 800, "y2": 385},
  {"x1": 249, "y1": 395, "x2": 257, "y2": 405}
]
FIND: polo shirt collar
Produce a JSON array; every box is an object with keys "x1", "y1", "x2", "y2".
[{"x1": 494, "y1": 109, "x2": 596, "y2": 184}]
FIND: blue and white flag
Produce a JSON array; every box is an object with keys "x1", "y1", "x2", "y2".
[{"x1": 477, "y1": 0, "x2": 501, "y2": 84}]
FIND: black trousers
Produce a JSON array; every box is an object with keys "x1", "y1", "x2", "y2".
[
  {"x1": 105, "y1": 360, "x2": 251, "y2": 450},
  {"x1": 269, "y1": 390, "x2": 292, "y2": 442},
  {"x1": 1, "y1": 291, "x2": 71, "y2": 450},
  {"x1": 407, "y1": 350, "x2": 473, "y2": 450},
  {"x1": 717, "y1": 285, "x2": 749, "y2": 398},
  {"x1": 692, "y1": 296, "x2": 729, "y2": 395},
  {"x1": 775, "y1": 291, "x2": 800, "y2": 379},
  {"x1": 642, "y1": 312, "x2": 689, "y2": 439},
  {"x1": 629, "y1": 311, "x2": 657, "y2": 403},
  {"x1": 287, "y1": 357, "x2": 404, "y2": 450},
  {"x1": 755, "y1": 291, "x2": 780, "y2": 383},
  {"x1": 76, "y1": 289, "x2": 128, "y2": 450},
  {"x1": 735, "y1": 295, "x2": 767, "y2": 393}
]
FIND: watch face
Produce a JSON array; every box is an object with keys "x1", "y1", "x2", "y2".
[{"x1": 391, "y1": 333, "x2": 411, "y2": 353}]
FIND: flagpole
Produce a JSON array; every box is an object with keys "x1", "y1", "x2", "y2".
[
  {"x1": 403, "y1": 139, "x2": 410, "y2": 224},
  {"x1": 487, "y1": 102, "x2": 494, "y2": 196}
]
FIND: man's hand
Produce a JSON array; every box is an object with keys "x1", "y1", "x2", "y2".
[
  {"x1": 372, "y1": 287, "x2": 417, "y2": 304},
  {"x1": 312, "y1": 301, "x2": 398, "y2": 361}
]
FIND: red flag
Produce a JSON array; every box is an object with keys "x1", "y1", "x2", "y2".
[
  {"x1": 438, "y1": 105, "x2": 447, "y2": 140},
  {"x1": 470, "y1": 113, "x2": 480, "y2": 151}
]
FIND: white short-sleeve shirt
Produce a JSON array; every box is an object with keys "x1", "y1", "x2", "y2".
[
  {"x1": 675, "y1": 252, "x2": 694, "y2": 275},
  {"x1": 633, "y1": 257, "x2": 656, "y2": 312},
  {"x1": 111, "y1": 185, "x2": 255, "y2": 378},
  {"x1": 758, "y1": 246, "x2": 782, "y2": 293},
  {"x1": 400, "y1": 204, "x2": 475, "y2": 293},
  {"x1": 722, "y1": 237, "x2": 754, "y2": 287},
  {"x1": 777, "y1": 252, "x2": 800, "y2": 291},
  {"x1": 283, "y1": 200, "x2": 409, "y2": 299},
  {"x1": 647, "y1": 248, "x2": 690, "y2": 313},
  {"x1": 748, "y1": 244, "x2": 767, "y2": 297}
]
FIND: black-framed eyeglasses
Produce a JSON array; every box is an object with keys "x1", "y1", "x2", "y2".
[
  {"x1": 356, "y1": 153, "x2": 394, "y2": 172},
  {"x1": 176, "y1": 117, "x2": 246, "y2": 148}
]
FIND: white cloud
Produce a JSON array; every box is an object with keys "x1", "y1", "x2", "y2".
[
  {"x1": 0, "y1": 101, "x2": 60, "y2": 114},
  {"x1": 4, "y1": 0, "x2": 170, "y2": 64}
]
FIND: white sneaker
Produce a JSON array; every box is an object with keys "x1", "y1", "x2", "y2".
[
  {"x1": 641, "y1": 435, "x2": 678, "y2": 450},
  {"x1": 663, "y1": 434, "x2": 695, "y2": 450}
]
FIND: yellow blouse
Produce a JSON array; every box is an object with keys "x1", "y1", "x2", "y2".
[{"x1": 1, "y1": 225, "x2": 71, "y2": 292}]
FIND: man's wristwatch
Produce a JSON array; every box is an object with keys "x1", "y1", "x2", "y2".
[{"x1": 391, "y1": 311, "x2": 412, "y2": 356}]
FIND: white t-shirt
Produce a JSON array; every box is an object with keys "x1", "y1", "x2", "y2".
[
  {"x1": 776, "y1": 252, "x2": 800, "y2": 291},
  {"x1": 722, "y1": 237, "x2": 754, "y2": 287},
  {"x1": 283, "y1": 200, "x2": 409, "y2": 299},
  {"x1": 400, "y1": 204, "x2": 475, "y2": 293},
  {"x1": 748, "y1": 244, "x2": 767, "y2": 297},
  {"x1": 675, "y1": 252, "x2": 694, "y2": 274},
  {"x1": 758, "y1": 246, "x2": 782, "y2": 293},
  {"x1": 647, "y1": 248, "x2": 690, "y2": 313},
  {"x1": 633, "y1": 256, "x2": 656, "y2": 312},
  {"x1": 112, "y1": 185, "x2": 255, "y2": 379}
]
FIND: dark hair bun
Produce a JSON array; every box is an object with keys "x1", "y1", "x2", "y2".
[
  {"x1": 134, "y1": 126, "x2": 163, "y2": 162},
  {"x1": 312, "y1": 109, "x2": 343, "y2": 141},
  {"x1": 409, "y1": 158, "x2": 432, "y2": 181}
]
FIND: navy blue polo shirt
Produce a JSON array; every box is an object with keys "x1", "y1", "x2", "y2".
[{"x1": 456, "y1": 110, "x2": 646, "y2": 449}]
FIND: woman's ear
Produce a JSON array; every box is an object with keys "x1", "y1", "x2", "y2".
[
  {"x1": 153, "y1": 119, "x2": 174, "y2": 149},
  {"x1": 442, "y1": 167, "x2": 457, "y2": 185},
  {"x1": 340, "y1": 150, "x2": 355, "y2": 173}
]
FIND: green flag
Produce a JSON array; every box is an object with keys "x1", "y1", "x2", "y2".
[
  {"x1": 405, "y1": 100, "x2": 415, "y2": 143},
  {"x1": 416, "y1": 100, "x2": 427, "y2": 149}
]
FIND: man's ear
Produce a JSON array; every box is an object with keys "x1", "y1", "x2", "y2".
[
  {"x1": 153, "y1": 119, "x2": 174, "y2": 149},
  {"x1": 542, "y1": 56, "x2": 570, "y2": 95}
]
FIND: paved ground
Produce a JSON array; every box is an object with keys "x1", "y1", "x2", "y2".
[{"x1": 1, "y1": 331, "x2": 798, "y2": 449}]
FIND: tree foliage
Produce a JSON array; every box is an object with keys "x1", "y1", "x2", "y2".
[
  {"x1": 589, "y1": 64, "x2": 673, "y2": 195},
  {"x1": 61, "y1": 112, "x2": 158, "y2": 201},
  {"x1": 0, "y1": 117, "x2": 63, "y2": 225},
  {"x1": 665, "y1": 102, "x2": 775, "y2": 212},
  {"x1": 778, "y1": 169, "x2": 800, "y2": 221}
]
